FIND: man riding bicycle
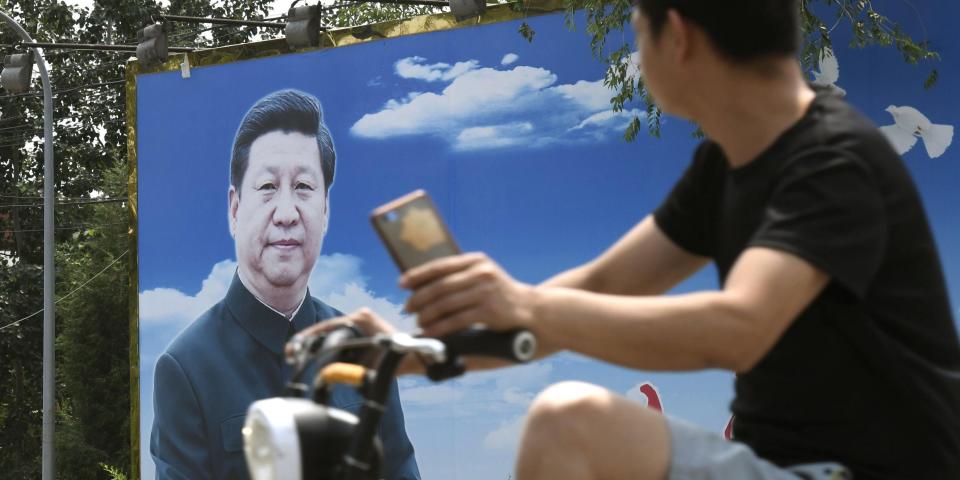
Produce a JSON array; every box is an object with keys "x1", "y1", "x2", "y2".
[{"x1": 301, "y1": 1, "x2": 960, "y2": 478}]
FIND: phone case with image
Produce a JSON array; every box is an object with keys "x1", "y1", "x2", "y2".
[{"x1": 370, "y1": 190, "x2": 461, "y2": 272}]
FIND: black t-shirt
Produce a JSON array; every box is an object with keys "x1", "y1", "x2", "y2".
[{"x1": 654, "y1": 90, "x2": 960, "y2": 479}]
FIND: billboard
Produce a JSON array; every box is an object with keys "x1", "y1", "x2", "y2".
[{"x1": 130, "y1": 3, "x2": 959, "y2": 479}]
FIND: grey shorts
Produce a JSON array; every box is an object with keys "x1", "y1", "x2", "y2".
[{"x1": 666, "y1": 416, "x2": 852, "y2": 480}]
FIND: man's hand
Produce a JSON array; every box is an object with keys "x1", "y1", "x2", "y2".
[
  {"x1": 289, "y1": 308, "x2": 396, "y2": 344},
  {"x1": 286, "y1": 308, "x2": 424, "y2": 376},
  {"x1": 400, "y1": 253, "x2": 539, "y2": 338}
]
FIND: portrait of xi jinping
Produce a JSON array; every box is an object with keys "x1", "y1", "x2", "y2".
[{"x1": 150, "y1": 89, "x2": 420, "y2": 480}]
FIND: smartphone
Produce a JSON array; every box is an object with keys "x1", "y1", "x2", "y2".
[{"x1": 370, "y1": 190, "x2": 461, "y2": 272}]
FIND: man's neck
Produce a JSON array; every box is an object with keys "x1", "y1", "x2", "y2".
[
  {"x1": 694, "y1": 61, "x2": 816, "y2": 169},
  {"x1": 237, "y1": 268, "x2": 306, "y2": 318}
]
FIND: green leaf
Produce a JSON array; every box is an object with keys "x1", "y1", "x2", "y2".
[
  {"x1": 924, "y1": 69, "x2": 939, "y2": 90},
  {"x1": 519, "y1": 22, "x2": 536, "y2": 42},
  {"x1": 563, "y1": 0, "x2": 941, "y2": 142}
]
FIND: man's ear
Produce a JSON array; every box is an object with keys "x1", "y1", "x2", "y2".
[
  {"x1": 228, "y1": 185, "x2": 239, "y2": 238},
  {"x1": 665, "y1": 9, "x2": 693, "y2": 62},
  {"x1": 321, "y1": 195, "x2": 330, "y2": 234}
]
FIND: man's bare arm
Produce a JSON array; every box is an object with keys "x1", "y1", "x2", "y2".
[
  {"x1": 531, "y1": 247, "x2": 829, "y2": 372},
  {"x1": 543, "y1": 216, "x2": 709, "y2": 295}
]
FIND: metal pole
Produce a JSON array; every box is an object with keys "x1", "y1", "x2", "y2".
[
  {"x1": 157, "y1": 14, "x2": 287, "y2": 29},
  {"x1": 0, "y1": 9, "x2": 55, "y2": 480},
  {"x1": 371, "y1": 0, "x2": 450, "y2": 7},
  {"x1": 319, "y1": 0, "x2": 449, "y2": 10},
  {"x1": 21, "y1": 41, "x2": 194, "y2": 53}
]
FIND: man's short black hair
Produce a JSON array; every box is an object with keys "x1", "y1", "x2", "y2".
[
  {"x1": 231, "y1": 89, "x2": 336, "y2": 195},
  {"x1": 637, "y1": 0, "x2": 801, "y2": 63}
]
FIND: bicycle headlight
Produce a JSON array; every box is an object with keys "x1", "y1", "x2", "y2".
[{"x1": 243, "y1": 398, "x2": 359, "y2": 480}]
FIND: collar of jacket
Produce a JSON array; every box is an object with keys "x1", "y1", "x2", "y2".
[{"x1": 225, "y1": 271, "x2": 318, "y2": 355}]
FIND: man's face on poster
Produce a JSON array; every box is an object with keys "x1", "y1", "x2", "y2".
[{"x1": 229, "y1": 130, "x2": 329, "y2": 293}]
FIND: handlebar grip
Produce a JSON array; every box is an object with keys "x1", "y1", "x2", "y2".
[
  {"x1": 439, "y1": 328, "x2": 537, "y2": 363},
  {"x1": 320, "y1": 362, "x2": 367, "y2": 387}
]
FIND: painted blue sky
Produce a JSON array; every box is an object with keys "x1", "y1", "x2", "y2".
[{"x1": 137, "y1": 4, "x2": 960, "y2": 479}]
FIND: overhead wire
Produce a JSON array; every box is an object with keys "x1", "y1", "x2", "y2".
[
  {"x1": 0, "y1": 249, "x2": 130, "y2": 332},
  {"x1": 0, "y1": 77, "x2": 125, "y2": 101},
  {"x1": 0, "y1": 193, "x2": 124, "y2": 200},
  {"x1": 0, "y1": 198, "x2": 127, "y2": 208},
  {"x1": 1, "y1": 221, "x2": 127, "y2": 233}
]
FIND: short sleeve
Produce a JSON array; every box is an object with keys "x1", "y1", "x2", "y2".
[
  {"x1": 653, "y1": 142, "x2": 723, "y2": 258},
  {"x1": 749, "y1": 150, "x2": 886, "y2": 298}
]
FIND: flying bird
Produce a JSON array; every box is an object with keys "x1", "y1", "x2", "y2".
[
  {"x1": 811, "y1": 47, "x2": 846, "y2": 96},
  {"x1": 880, "y1": 105, "x2": 954, "y2": 159}
]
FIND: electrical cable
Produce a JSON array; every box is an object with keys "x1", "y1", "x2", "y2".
[
  {"x1": 0, "y1": 198, "x2": 128, "y2": 208},
  {"x1": 1, "y1": 221, "x2": 126, "y2": 233},
  {"x1": 0, "y1": 249, "x2": 130, "y2": 332}
]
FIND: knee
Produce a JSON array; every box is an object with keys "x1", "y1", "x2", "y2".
[{"x1": 525, "y1": 381, "x2": 610, "y2": 438}]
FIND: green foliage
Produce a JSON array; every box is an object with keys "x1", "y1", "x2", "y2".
[
  {"x1": 924, "y1": 68, "x2": 939, "y2": 90},
  {"x1": 518, "y1": 21, "x2": 535, "y2": 41},
  {"x1": 516, "y1": 0, "x2": 941, "y2": 139},
  {"x1": 100, "y1": 462, "x2": 129, "y2": 480},
  {"x1": 0, "y1": 1, "x2": 441, "y2": 477},
  {"x1": 323, "y1": 1, "x2": 442, "y2": 29},
  {"x1": 0, "y1": 262, "x2": 44, "y2": 479}
]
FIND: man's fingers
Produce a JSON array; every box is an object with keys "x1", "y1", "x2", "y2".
[
  {"x1": 400, "y1": 253, "x2": 486, "y2": 290},
  {"x1": 422, "y1": 309, "x2": 480, "y2": 338},
  {"x1": 405, "y1": 265, "x2": 485, "y2": 313},
  {"x1": 284, "y1": 309, "x2": 389, "y2": 357},
  {"x1": 285, "y1": 317, "x2": 355, "y2": 355},
  {"x1": 416, "y1": 284, "x2": 487, "y2": 328},
  {"x1": 342, "y1": 308, "x2": 397, "y2": 336}
]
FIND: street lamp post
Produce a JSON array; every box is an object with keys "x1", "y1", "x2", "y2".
[{"x1": 0, "y1": 9, "x2": 56, "y2": 480}]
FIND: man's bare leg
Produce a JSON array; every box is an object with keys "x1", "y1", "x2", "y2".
[{"x1": 515, "y1": 381, "x2": 671, "y2": 480}]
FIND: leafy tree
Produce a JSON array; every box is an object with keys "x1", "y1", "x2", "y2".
[
  {"x1": 0, "y1": 1, "x2": 442, "y2": 477},
  {"x1": 511, "y1": 0, "x2": 941, "y2": 139},
  {"x1": 0, "y1": 260, "x2": 44, "y2": 478}
]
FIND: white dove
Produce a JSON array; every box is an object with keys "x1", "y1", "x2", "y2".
[
  {"x1": 880, "y1": 106, "x2": 954, "y2": 159},
  {"x1": 811, "y1": 47, "x2": 846, "y2": 96}
]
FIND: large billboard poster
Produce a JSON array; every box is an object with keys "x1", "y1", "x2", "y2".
[{"x1": 134, "y1": 4, "x2": 959, "y2": 480}]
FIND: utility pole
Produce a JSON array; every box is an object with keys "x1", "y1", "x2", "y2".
[{"x1": 0, "y1": 9, "x2": 56, "y2": 479}]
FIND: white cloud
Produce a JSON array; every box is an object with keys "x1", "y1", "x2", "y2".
[
  {"x1": 139, "y1": 259, "x2": 235, "y2": 329},
  {"x1": 352, "y1": 65, "x2": 557, "y2": 140},
  {"x1": 622, "y1": 51, "x2": 643, "y2": 84},
  {"x1": 455, "y1": 122, "x2": 535, "y2": 151},
  {"x1": 139, "y1": 253, "x2": 414, "y2": 332},
  {"x1": 307, "y1": 253, "x2": 416, "y2": 331},
  {"x1": 401, "y1": 384, "x2": 466, "y2": 406},
  {"x1": 458, "y1": 361, "x2": 553, "y2": 391},
  {"x1": 395, "y1": 56, "x2": 480, "y2": 82},
  {"x1": 554, "y1": 79, "x2": 613, "y2": 111},
  {"x1": 501, "y1": 53, "x2": 519, "y2": 66},
  {"x1": 351, "y1": 57, "x2": 645, "y2": 150},
  {"x1": 320, "y1": 283, "x2": 415, "y2": 331},
  {"x1": 570, "y1": 109, "x2": 643, "y2": 133},
  {"x1": 483, "y1": 414, "x2": 527, "y2": 451},
  {"x1": 399, "y1": 360, "x2": 554, "y2": 423}
]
